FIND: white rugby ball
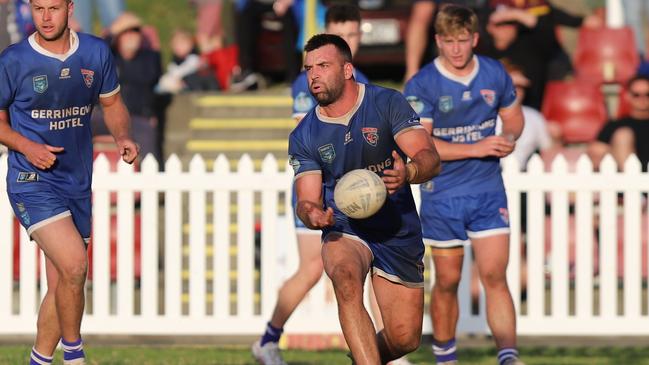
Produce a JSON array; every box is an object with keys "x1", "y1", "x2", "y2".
[{"x1": 334, "y1": 169, "x2": 387, "y2": 219}]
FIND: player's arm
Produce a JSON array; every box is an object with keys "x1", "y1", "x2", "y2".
[
  {"x1": 499, "y1": 102, "x2": 524, "y2": 141},
  {"x1": 422, "y1": 120, "x2": 519, "y2": 161},
  {"x1": 383, "y1": 128, "x2": 441, "y2": 193},
  {"x1": 0, "y1": 110, "x2": 63, "y2": 170},
  {"x1": 295, "y1": 172, "x2": 334, "y2": 229},
  {"x1": 100, "y1": 92, "x2": 139, "y2": 164}
]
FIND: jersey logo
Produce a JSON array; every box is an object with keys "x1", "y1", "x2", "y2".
[
  {"x1": 481, "y1": 89, "x2": 496, "y2": 106},
  {"x1": 15, "y1": 202, "x2": 30, "y2": 226},
  {"x1": 499, "y1": 207, "x2": 509, "y2": 224},
  {"x1": 33, "y1": 75, "x2": 48, "y2": 93},
  {"x1": 81, "y1": 69, "x2": 95, "y2": 88},
  {"x1": 288, "y1": 155, "x2": 300, "y2": 173},
  {"x1": 60, "y1": 68, "x2": 71, "y2": 79},
  {"x1": 462, "y1": 91, "x2": 472, "y2": 101},
  {"x1": 406, "y1": 96, "x2": 424, "y2": 114},
  {"x1": 17, "y1": 172, "x2": 39, "y2": 183},
  {"x1": 294, "y1": 92, "x2": 314, "y2": 113},
  {"x1": 344, "y1": 132, "x2": 353, "y2": 145},
  {"x1": 318, "y1": 144, "x2": 336, "y2": 163},
  {"x1": 439, "y1": 95, "x2": 453, "y2": 113},
  {"x1": 362, "y1": 127, "x2": 379, "y2": 146}
]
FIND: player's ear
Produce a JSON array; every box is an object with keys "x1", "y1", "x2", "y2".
[
  {"x1": 343, "y1": 62, "x2": 354, "y2": 80},
  {"x1": 472, "y1": 32, "x2": 479, "y2": 48}
]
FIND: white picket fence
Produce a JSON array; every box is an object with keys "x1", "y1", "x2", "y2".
[{"x1": 1, "y1": 152, "x2": 649, "y2": 337}]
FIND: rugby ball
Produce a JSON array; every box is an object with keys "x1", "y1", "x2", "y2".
[{"x1": 334, "y1": 169, "x2": 387, "y2": 219}]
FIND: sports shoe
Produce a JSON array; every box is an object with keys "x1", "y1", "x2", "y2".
[
  {"x1": 502, "y1": 359, "x2": 526, "y2": 365},
  {"x1": 388, "y1": 356, "x2": 414, "y2": 365},
  {"x1": 251, "y1": 340, "x2": 287, "y2": 365}
]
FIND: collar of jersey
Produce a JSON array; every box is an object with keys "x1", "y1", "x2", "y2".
[
  {"x1": 434, "y1": 55, "x2": 479, "y2": 87},
  {"x1": 316, "y1": 83, "x2": 365, "y2": 126},
  {"x1": 28, "y1": 29, "x2": 79, "y2": 62}
]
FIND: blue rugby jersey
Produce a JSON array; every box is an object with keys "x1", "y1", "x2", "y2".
[
  {"x1": 0, "y1": 30, "x2": 119, "y2": 198},
  {"x1": 289, "y1": 83, "x2": 424, "y2": 246},
  {"x1": 404, "y1": 55, "x2": 517, "y2": 200}
]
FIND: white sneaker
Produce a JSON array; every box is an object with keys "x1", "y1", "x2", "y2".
[
  {"x1": 251, "y1": 340, "x2": 287, "y2": 365},
  {"x1": 388, "y1": 356, "x2": 414, "y2": 365}
]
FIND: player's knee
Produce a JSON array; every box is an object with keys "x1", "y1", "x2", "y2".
[
  {"x1": 435, "y1": 272, "x2": 461, "y2": 292},
  {"x1": 479, "y1": 269, "x2": 507, "y2": 289},
  {"x1": 328, "y1": 266, "x2": 362, "y2": 303},
  {"x1": 60, "y1": 260, "x2": 88, "y2": 286},
  {"x1": 391, "y1": 332, "x2": 421, "y2": 356}
]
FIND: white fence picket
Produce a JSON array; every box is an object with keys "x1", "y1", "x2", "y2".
[
  {"x1": 116, "y1": 160, "x2": 135, "y2": 317},
  {"x1": 0, "y1": 155, "x2": 12, "y2": 318},
  {"x1": 92, "y1": 154, "x2": 111, "y2": 318},
  {"x1": 164, "y1": 155, "x2": 183, "y2": 317},
  {"x1": 189, "y1": 155, "x2": 207, "y2": 317},
  {"x1": 212, "y1": 155, "x2": 231, "y2": 318},
  {"x1": 623, "y1": 156, "x2": 642, "y2": 317},
  {"x1": 575, "y1": 156, "x2": 594, "y2": 318},
  {"x1": 550, "y1": 155, "x2": 569, "y2": 318},
  {"x1": 140, "y1": 155, "x2": 159, "y2": 317},
  {"x1": 599, "y1": 156, "x2": 618, "y2": 317},
  {"x1": 236, "y1": 155, "x2": 255, "y2": 318}
]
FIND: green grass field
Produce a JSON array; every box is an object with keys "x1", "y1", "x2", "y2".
[{"x1": 3, "y1": 345, "x2": 649, "y2": 364}]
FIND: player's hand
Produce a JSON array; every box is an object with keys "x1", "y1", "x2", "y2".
[
  {"x1": 305, "y1": 206, "x2": 334, "y2": 229},
  {"x1": 23, "y1": 141, "x2": 64, "y2": 170},
  {"x1": 472, "y1": 135, "x2": 515, "y2": 158},
  {"x1": 382, "y1": 150, "x2": 407, "y2": 194},
  {"x1": 116, "y1": 137, "x2": 139, "y2": 164}
]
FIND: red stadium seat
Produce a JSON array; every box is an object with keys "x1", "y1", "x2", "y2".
[
  {"x1": 541, "y1": 80, "x2": 608, "y2": 143},
  {"x1": 574, "y1": 26, "x2": 640, "y2": 85}
]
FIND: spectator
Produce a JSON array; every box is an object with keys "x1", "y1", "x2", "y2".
[
  {"x1": 232, "y1": 0, "x2": 299, "y2": 90},
  {"x1": 109, "y1": 12, "x2": 163, "y2": 163},
  {"x1": 74, "y1": 0, "x2": 125, "y2": 35},
  {"x1": 588, "y1": 74, "x2": 649, "y2": 171},
  {"x1": 482, "y1": 1, "x2": 602, "y2": 108},
  {"x1": 157, "y1": 29, "x2": 220, "y2": 94}
]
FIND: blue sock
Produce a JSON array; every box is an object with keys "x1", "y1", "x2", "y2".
[
  {"x1": 432, "y1": 337, "x2": 457, "y2": 364},
  {"x1": 61, "y1": 337, "x2": 85, "y2": 364},
  {"x1": 260, "y1": 322, "x2": 283, "y2": 346},
  {"x1": 498, "y1": 348, "x2": 519, "y2": 365},
  {"x1": 30, "y1": 347, "x2": 53, "y2": 365}
]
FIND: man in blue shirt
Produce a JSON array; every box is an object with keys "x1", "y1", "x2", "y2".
[
  {"x1": 0, "y1": 1, "x2": 138, "y2": 364},
  {"x1": 252, "y1": 5, "x2": 373, "y2": 365},
  {"x1": 289, "y1": 33, "x2": 440, "y2": 364},
  {"x1": 404, "y1": 4, "x2": 524, "y2": 365}
]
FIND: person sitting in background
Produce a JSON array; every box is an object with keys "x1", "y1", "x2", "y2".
[
  {"x1": 110, "y1": 12, "x2": 163, "y2": 163},
  {"x1": 157, "y1": 29, "x2": 220, "y2": 94},
  {"x1": 588, "y1": 74, "x2": 649, "y2": 171}
]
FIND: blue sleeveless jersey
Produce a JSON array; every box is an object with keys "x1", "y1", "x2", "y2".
[
  {"x1": 0, "y1": 31, "x2": 120, "y2": 198},
  {"x1": 403, "y1": 55, "x2": 516, "y2": 200},
  {"x1": 292, "y1": 68, "x2": 369, "y2": 119},
  {"x1": 288, "y1": 83, "x2": 424, "y2": 246}
]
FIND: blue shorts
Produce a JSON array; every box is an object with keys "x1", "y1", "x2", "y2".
[
  {"x1": 323, "y1": 232, "x2": 425, "y2": 288},
  {"x1": 8, "y1": 190, "x2": 91, "y2": 244},
  {"x1": 420, "y1": 191, "x2": 510, "y2": 249}
]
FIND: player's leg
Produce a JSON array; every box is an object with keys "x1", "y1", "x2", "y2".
[
  {"x1": 419, "y1": 195, "x2": 468, "y2": 364},
  {"x1": 253, "y1": 231, "x2": 323, "y2": 365},
  {"x1": 31, "y1": 257, "x2": 61, "y2": 365},
  {"x1": 466, "y1": 191, "x2": 520, "y2": 365},
  {"x1": 370, "y1": 240, "x2": 425, "y2": 363},
  {"x1": 322, "y1": 233, "x2": 376, "y2": 364}
]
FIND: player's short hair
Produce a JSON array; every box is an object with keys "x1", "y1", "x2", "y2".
[
  {"x1": 325, "y1": 3, "x2": 361, "y2": 26},
  {"x1": 435, "y1": 4, "x2": 479, "y2": 36},
  {"x1": 304, "y1": 33, "x2": 353, "y2": 63}
]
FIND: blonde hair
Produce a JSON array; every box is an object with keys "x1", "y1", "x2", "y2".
[{"x1": 434, "y1": 4, "x2": 479, "y2": 37}]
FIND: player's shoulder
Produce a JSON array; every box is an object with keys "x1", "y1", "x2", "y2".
[
  {"x1": 290, "y1": 108, "x2": 317, "y2": 138},
  {"x1": 476, "y1": 55, "x2": 506, "y2": 74},
  {"x1": 406, "y1": 62, "x2": 439, "y2": 89},
  {"x1": 363, "y1": 83, "x2": 400, "y2": 100}
]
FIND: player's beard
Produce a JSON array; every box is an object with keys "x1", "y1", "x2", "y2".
[
  {"x1": 312, "y1": 74, "x2": 345, "y2": 107},
  {"x1": 37, "y1": 18, "x2": 69, "y2": 42}
]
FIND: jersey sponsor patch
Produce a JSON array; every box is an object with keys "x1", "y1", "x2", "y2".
[
  {"x1": 60, "y1": 68, "x2": 71, "y2": 79},
  {"x1": 499, "y1": 207, "x2": 509, "y2": 224},
  {"x1": 439, "y1": 95, "x2": 453, "y2": 113},
  {"x1": 318, "y1": 143, "x2": 336, "y2": 163},
  {"x1": 288, "y1": 154, "x2": 300, "y2": 173},
  {"x1": 81, "y1": 69, "x2": 94, "y2": 88},
  {"x1": 481, "y1": 89, "x2": 496, "y2": 106},
  {"x1": 32, "y1": 75, "x2": 47, "y2": 93},
  {"x1": 17, "y1": 171, "x2": 39, "y2": 183},
  {"x1": 462, "y1": 91, "x2": 472, "y2": 101},
  {"x1": 344, "y1": 131, "x2": 353, "y2": 145},
  {"x1": 362, "y1": 127, "x2": 379, "y2": 146}
]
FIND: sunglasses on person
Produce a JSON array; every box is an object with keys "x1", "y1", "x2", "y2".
[{"x1": 630, "y1": 91, "x2": 649, "y2": 98}]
